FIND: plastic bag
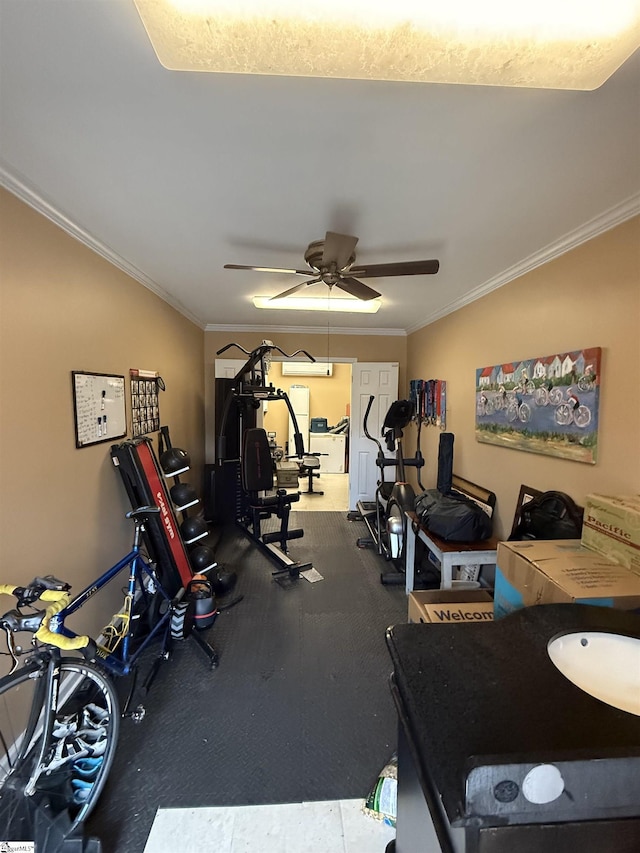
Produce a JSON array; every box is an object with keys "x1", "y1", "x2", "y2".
[{"x1": 363, "y1": 754, "x2": 397, "y2": 827}]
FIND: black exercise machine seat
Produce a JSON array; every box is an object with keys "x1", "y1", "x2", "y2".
[
  {"x1": 241, "y1": 428, "x2": 304, "y2": 561},
  {"x1": 242, "y1": 428, "x2": 299, "y2": 504}
]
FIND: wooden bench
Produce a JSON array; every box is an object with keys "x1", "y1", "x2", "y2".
[{"x1": 404, "y1": 475, "x2": 499, "y2": 593}]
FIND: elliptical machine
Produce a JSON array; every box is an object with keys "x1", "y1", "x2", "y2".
[{"x1": 350, "y1": 395, "x2": 424, "y2": 584}]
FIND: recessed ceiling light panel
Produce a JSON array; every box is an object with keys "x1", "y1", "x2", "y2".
[
  {"x1": 134, "y1": 0, "x2": 640, "y2": 89},
  {"x1": 253, "y1": 295, "x2": 381, "y2": 313}
]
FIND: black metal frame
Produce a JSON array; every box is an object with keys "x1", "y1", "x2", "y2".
[
  {"x1": 215, "y1": 341, "x2": 316, "y2": 579},
  {"x1": 350, "y1": 395, "x2": 425, "y2": 582}
]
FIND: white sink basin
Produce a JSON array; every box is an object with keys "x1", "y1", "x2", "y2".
[{"x1": 548, "y1": 631, "x2": 640, "y2": 716}]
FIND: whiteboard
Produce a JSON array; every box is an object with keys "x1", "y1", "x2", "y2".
[{"x1": 72, "y1": 371, "x2": 127, "y2": 448}]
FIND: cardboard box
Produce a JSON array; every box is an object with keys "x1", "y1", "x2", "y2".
[
  {"x1": 275, "y1": 461, "x2": 299, "y2": 488},
  {"x1": 494, "y1": 539, "x2": 640, "y2": 620},
  {"x1": 581, "y1": 494, "x2": 640, "y2": 576},
  {"x1": 408, "y1": 589, "x2": 494, "y2": 624}
]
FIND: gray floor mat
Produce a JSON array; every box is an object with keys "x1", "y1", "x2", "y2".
[{"x1": 86, "y1": 511, "x2": 406, "y2": 853}]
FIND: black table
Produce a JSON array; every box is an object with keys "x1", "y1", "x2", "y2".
[{"x1": 386, "y1": 604, "x2": 640, "y2": 853}]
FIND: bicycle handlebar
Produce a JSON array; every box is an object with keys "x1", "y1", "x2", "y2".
[{"x1": 0, "y1": 581, "x2": 96, "y2": 671}]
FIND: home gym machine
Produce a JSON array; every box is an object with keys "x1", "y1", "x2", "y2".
[
  {"x1": 215, "y1": 340, "x2": 315, "y2": 580},
  {"x1": 349, "y1": 395, "x2": 425, "y2": 585}
]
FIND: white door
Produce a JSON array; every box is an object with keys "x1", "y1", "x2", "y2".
[
  {"x1": 348, "y1": 362, "x2": 399, "y2": 511},
  {"x1": 214, "y1": 359, "x2": 248, "y2": 378}
]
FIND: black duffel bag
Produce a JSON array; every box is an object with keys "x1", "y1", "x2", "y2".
[
  {"x1": 509, "y1": 490, "x2": 583, "y2": 541},
  {"x1": 415, "y1": 489, "x2": 493, "y2": 542}
]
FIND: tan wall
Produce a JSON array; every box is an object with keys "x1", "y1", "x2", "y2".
[
  {"x1": 263, "y1": 361, "x2": 351, "y2": 451},
  {"x1": 3, "y1": 184, "x2": 635, "y2": 643},
  {"x1": 204, "y1": 330, "x2": 407, "y2": 461},
  {"x1": 406, "y1": 216, "x2": 640, "y2": 540},
  {"x1": 0, "y1": 188, "x2": 205, "y2": 651}
]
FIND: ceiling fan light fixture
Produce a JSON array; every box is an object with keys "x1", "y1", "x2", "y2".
[
  {"x1": 252, "y1": 295, "x2": 381, "y2": 314},
  {"x1": 133, "y1": 0, "x2": 640, "y2": 89}
]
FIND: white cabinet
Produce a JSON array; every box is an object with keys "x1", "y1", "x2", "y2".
[
  {"x1": 288, "y1": 385, "x2": 309, "y2": 449},
  {"x1": 309, "y1": 433, "x2": 347, "y2": 474}
]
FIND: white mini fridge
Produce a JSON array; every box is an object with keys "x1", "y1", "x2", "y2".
[{"x1": 288, "y1": 385, "x2": 309, "y2": 450}]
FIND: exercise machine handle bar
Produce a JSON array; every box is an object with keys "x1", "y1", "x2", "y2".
[
  {"x1": 216, "y1": 341, "x2": 313, "y2": 462},
  {"x1": 362, "y1": 395, "x2": 383, "y2": 453},
  {"x1": 217, "y1": 391, "x2": 305, "y2": 462},
  {"x1": 216, "y1": 341, "x2": 315, "y2": 383}
]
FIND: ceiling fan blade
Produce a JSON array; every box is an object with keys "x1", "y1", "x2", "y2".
[
  {"x1": 335, "y1": 277, "x2": 381, "y2": 301},
  {"x1": 270, "y1": 278, "x2": 322, "y2": 299},
  {"x1": 323, "y1": 232, "x2": 359, "y2": 269},
  {"x1": 224, "y1": 264, "x2": 310, "y2": 276},
  {"x1": 348, "y1": 259, "x2": 440, "y2": 278}
]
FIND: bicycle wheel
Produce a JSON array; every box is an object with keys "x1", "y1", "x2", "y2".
[
  {"x1": 555, "y1": 403, "x2": 572, "y2": 426},
  {"x1": 506, "y1": 401, "x2": 519, "y2": 422},
  {"x1": 518, "y1": 402, "x2": 531, "y2": 423},
  {"x1": 534, "y1": 388, "x2": 549, "y2": 407},
  {"x1": 573, "y1": 405, "x2": 592, "y2": 428},
  {"x1": 0, "y1": 657, "x2": 119, "y2": 842}
]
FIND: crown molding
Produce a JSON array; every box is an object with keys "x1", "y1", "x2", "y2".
[
  {"x1": 406, "y1": 192, "x2": 640, "y2": 335},
  {"x1": 1, "y1": 164, "x2": 404, "y2": 336},
  {"x1": 204, "y1": 323, "x2": 406, "y2": 335},
  {"x1": 0, "y1": 162, "x2": 206, "y2": 329},
  {"x1": 4, "y1": 160, "x2": 636, "y2": 339}
]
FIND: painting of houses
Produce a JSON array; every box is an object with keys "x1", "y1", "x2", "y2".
[{"x1": 475, "y1": 347, "x2": 601, "y2": 464}]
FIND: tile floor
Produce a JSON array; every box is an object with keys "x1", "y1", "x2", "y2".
[
  {"x1": 144, "y1": 799, "x2": 395, "y2": 853},
  {"x1": 285, "y1": 472, "x2": 349, "y2": 512}
]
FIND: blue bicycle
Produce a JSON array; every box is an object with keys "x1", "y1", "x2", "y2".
[{"x1": 0, "y1": 506, "x2": 213, "y2": 842}]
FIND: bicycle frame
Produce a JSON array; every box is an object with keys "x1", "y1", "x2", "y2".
[{"x1": 48, "y1": 542, "x2": 174, "y2": 678}]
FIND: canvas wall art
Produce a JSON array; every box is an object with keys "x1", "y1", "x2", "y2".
[{"x1": 475, "y1": 347, "x2": 601, "y2": 464}]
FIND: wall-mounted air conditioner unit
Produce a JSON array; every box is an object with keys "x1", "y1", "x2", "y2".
[{"x1": 281, "y1": 361, "x2": 333, "y2": 377}]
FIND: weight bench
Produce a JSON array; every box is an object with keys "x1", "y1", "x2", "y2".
[
  {"x1": 240, "y1": 427, "x2": 312, "y2": 579},
  {"x1": 297, "y1": 454, "x2": 325, "y2": 495}
]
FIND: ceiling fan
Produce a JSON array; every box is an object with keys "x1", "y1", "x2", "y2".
[{"x1": 224, "y1": 231, "x2": 440, "y2": 301}]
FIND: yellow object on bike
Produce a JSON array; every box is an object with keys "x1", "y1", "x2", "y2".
[{"x1": 0, "y1": 584, "x2": 93, "y2": 652}]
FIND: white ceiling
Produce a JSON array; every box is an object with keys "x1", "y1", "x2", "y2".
[{"x1": 1, "y1": 1, "x2": 639, "y2": 333}]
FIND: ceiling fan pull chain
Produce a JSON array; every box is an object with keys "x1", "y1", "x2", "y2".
[{"x1": 326, "y1": 287, "x2": 331, "y2": 364}]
